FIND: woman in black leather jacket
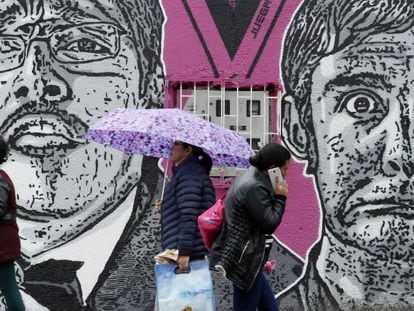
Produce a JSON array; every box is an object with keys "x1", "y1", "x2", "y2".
[{"x1": 210, "y1": 143, "x2": 290, "y2": 311}]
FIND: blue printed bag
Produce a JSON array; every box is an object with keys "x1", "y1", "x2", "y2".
[{"x1": 155, "y1": 260, "x2": 216, "y2": 311}]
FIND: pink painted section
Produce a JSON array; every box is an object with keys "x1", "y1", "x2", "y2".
[
  {"x1": 164, "y1": 1, "x2": 213, "y2": 81},
  {"x1": 274, "y1": 161, "x2": 320, "y2": 258},
  {"x1": 163, "y1": 0, "x2": 303, "y2": 83},
  {"x1": 163, "y1": 0, "x2": 318, "y2": 259}
]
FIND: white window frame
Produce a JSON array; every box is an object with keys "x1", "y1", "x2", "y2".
[{"x1": 167, "y1": 81, "x2": 282, "y2": 183}]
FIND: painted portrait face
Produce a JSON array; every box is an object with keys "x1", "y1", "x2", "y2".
[
  {"x1": 309, "y1": 28, "x2": 414, "y2": 261},
  {"x1": 0, "y1": 0, "x2": 162, "y2": 257}
]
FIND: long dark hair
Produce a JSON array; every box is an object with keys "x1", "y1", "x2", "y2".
[{"x1": 181, "y1": 143, "x2": 213, "y2": 175}]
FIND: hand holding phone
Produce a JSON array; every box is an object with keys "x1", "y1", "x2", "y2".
[
  {"x1": 268, "y1": 167, "x2": 288, "y2": 196},
  {"x1": 268, "y1": 167, "x2": 283, "y2": 188}
]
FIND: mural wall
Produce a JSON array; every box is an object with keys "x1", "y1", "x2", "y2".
[
  {"x1": 279, "y1": 0, "x2": 414, "y2": 310},
  {"x1": 0, "y1": 0, "x2": 412, "y2": 310},
  {"x1": 0, "y1": 0, "x2": 164, "y2": 310}
]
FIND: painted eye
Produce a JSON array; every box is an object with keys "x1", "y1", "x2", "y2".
[
  {"x1": 340, "y1": 91, "x2": 387, "y2": 120},
  {"x1": 64, "y1": 38, "x2": 111, "y2": 54}
]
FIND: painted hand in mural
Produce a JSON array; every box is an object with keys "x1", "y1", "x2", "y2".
[{"x1": 279, "y1": 0, "x2": 414, "y2": 310}]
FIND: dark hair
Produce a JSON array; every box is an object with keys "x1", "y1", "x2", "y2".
[
  {"x1": 249, "y1": 143, "x2": 291, "y2": 171},
  {"x1": 282, "y1": 0, "x2": 414, "y2": 126},
  {"x1": 0, "y1": 136, "x2": 9, "y2": 165},
  {"x1": 181, "y1": 143, "x2": 213, "y2": 174}
]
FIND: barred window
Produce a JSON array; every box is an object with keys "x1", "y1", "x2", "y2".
[{"x1": 166, "y1": 81, "x2": 282, "y2": 179}]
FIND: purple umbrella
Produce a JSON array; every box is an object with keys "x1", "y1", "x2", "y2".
[{"x1": 85, "y1": 108, "x2": 254, "y2": 168}]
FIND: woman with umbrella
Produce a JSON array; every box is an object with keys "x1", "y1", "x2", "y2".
[{"x1": 156, "y1": 141, "x2": 216, "y2": 271}]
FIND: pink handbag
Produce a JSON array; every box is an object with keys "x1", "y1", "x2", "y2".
[{"x1": 197, "y1": 193, "x2": 226, "y2": 250}]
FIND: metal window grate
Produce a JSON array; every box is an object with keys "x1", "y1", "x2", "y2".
[{"x1": 166, "y1": 81, "x2": 281, "y2": 178}]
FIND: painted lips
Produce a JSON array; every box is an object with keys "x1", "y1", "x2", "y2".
[
  {"x1": 1, "y1": 109, "x2": 89, "y2": 155},
  {"x1": 344, "y1": 201, "x2": 414, "y2": 222}
]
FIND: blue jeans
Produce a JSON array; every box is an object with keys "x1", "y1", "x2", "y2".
[{"x1": 233, "y1": 272, "x2": 279, "y2": 311}]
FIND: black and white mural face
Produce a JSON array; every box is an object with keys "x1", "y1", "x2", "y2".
[
  {"x1": 309, "y1": 29, "x2": 414, "y2": 260},
  {"x1": 280, "y1": 0, "x2": 414, "y2": 310},
  {"x1": 0, "y1": 0, "x2": 165, "y2": 309}
]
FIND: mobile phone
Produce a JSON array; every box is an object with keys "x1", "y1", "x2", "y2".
[{"x1": 268, "y1": 167, "x2": 283, "y2": 189}]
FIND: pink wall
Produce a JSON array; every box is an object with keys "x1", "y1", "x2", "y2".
[
  {"x1": 164, "y1": 0, "x2": 302, "y2": 83},
  {"x1": 163, "y1": 0, "x2": 317, "y2": 259}
]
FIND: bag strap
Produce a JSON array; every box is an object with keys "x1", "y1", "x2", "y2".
[{"x1": 218, "y1": 190, "x2": 227, "y2": 201}]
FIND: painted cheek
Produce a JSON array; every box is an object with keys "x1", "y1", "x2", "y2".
[
  {"x1": 321, "y1": 134, "x2": 361, "y2": 211},
  {"x1": 67, "y1": 77, "x2": 136, "y2": 124},
  {"x1": 62, "y1": 46, "x2": 140, "y2": 122},
  {"x1": 323, "y1": 135, "x2": 346, "y2": 182},
  {"x1": 0, "y1": 71, "x2": 19, "y2": 96}
]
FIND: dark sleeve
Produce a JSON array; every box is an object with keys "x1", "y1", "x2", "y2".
[
  {"x1": 0, "y1": 176, "x2": 10, "y2": 218},
  {"x1": 175, "y1": 172, "x2": 203, "y2": 256},
  {"x1": 244, "y1": 183, "x2": 286, "y2": 233}
]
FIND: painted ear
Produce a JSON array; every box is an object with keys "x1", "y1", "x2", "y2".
[
  {"x1": 146, "y1": 63, "x2": 165, "y2": 108},
  {"x1": 139, "y1": 61, "x2": 165, "y2": 109},
  {"x1": 281, "y1": 95, "x2": 309, "y2": 160}
]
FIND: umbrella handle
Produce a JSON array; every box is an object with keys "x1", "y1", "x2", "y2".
[{"x1": 160, "y1": 158, "x2": 170, "y2": 200}]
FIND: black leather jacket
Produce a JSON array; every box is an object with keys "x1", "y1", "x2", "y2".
[{"x1": 209, "y1": 167, "x2": 286, "y2": 291}]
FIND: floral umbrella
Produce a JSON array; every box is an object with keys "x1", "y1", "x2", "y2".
[{"x1": 85, "y1": 108, "x2": 254, "y2": 168}]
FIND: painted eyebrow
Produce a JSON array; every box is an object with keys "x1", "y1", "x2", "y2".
[
  {"x1": 324, "y1": 73, "x2": 393, "y2": 93},
  {"x1": 0, "y1": 1, "x2": 43, "y2": 33},
  {"x1": 50, "y1": 21, "x2": 126, "y2": 35},
  {"x1": 0, "y1": 5, "x2": 23, "y2": 32}
]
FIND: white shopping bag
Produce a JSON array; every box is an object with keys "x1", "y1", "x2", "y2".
[{"x1": 155, "y1": 260, "x2": 216, "y2": 311}]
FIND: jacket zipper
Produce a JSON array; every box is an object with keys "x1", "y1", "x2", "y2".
[
  {"x1": 238, "y1": 240, "x2": 251, "y2": 263},
  {"x1": 251, "y1": 248, "x2": 265, "y2": 290}
]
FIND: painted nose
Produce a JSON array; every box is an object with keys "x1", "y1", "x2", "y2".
[
  {"x1": 382, "y1": 122, "x2": 414, "y2": 178},
  {"x1": 14, "y1": 42, "x2": 71, "y2": 104}
]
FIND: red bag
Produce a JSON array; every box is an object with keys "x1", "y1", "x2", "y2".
[{"x1": 197, "y1": 193, "x2": 226, "y2": 250}]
